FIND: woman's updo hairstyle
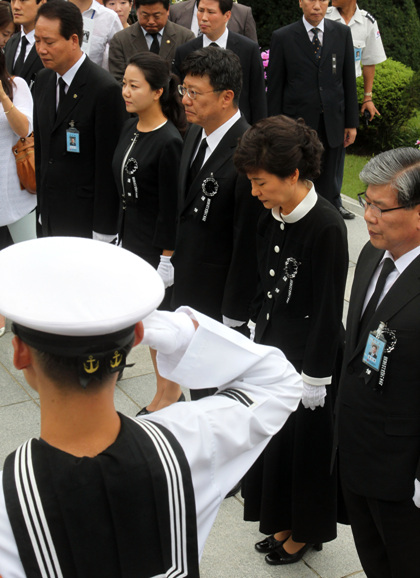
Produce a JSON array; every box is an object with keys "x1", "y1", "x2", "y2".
[
  {"x1": 127, "y1": 52, "x2": 186, "y2": 134},
  {"x1": 234, "y1": 115, "x2": 324, "y2": 181}
]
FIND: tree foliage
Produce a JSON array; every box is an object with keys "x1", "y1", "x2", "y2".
[
  {"x1": 242, "y1": 0, "x2": 420, "y2": 70},
  {"x1": 354, "y1": 59, "x2": 420, "y2": 152}
]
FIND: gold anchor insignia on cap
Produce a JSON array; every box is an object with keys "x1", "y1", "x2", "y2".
[
  {"x1": 84, "y1": 355, "x2": 100, "y2": 374},
  {"x1": 110, "y1": 350, "x2": 123, "y2": 369}
]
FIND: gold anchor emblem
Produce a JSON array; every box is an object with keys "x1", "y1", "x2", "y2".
[
  {"x1": 110, "y1": 350, "x2": 123, "y2": 369},
  {"x1": 83, "y1": 355, "x2": 100, "y2": 373}
]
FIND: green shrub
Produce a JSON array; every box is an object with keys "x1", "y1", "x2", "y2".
[
  {"x1": 243, "y1": 0, "x2": 420, "y2": 70},
  {"x1": 361, "y1": 0, "x2": 420, "y2": 71},
  {"x1": 354, "y1": 58, "x2": 420, "y2": 153},
  {"x1": 241, "y1": 0, "x2": 301, "y2": 49}
]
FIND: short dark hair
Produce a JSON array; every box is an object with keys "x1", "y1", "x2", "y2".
[
  {"x1": 135, "y1": 0, "x2": 169, "y2": 11},
  {"x1": 35, "y1": 0, "x2": 83, "y2": 47},
  {"x1": 234, "y1": 115, "x2": 324, "y2": 181},
  {"x1": 197, "y1": 0, "x2": 232, "y2": 14},
  {"x1": 181, "y1": 46, "x2": 242, "y2": 106},
  {"x1": 360, "y1": 148, "x2": 420, "y2": 208}
]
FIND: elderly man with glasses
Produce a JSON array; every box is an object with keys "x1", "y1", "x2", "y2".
[{"x1": 334, "y1": 147, "x2": 420, "y2": 578}]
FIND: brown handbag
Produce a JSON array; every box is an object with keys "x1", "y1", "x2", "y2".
[{"x1": 12, "y1": 132, "x2": 36, "y2": 194}]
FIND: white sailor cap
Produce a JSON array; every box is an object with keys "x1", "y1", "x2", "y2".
[{"x1": 0, "y1": 237, "x2": 164, "y2": 371}]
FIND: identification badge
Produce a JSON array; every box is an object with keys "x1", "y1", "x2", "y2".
[
  {"x1": 354, "y1": 47, "x2": 362, "y2": 62},
  {"x1": 81, "y1": 16, "x2": 94, "y2": 56},
  {"x1": 66, "y1": 123, "x2": 80, "y2": 153},
  {"x1": 362, "y1": 331, "x2": 386, "y2": 372}
]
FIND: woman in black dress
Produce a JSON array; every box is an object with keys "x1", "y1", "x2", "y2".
[
  {"x1": 234, "y1": 116, "x2": 349, "y2": 565},
  {"x1": 113, "y1": 52, "x2": 186, "y2": 412}
]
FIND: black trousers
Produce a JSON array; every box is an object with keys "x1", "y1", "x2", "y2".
[
  {"x1": 314, "y1": 115, "x2": 344, "y2": 209},
  {"x1": 342, "y1": 482, "x2": 420, "y2": 578}
]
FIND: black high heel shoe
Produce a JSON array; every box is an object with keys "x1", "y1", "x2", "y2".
[
  {"x1": 255, "y1": 535, "x2": 286, "y2": 553},
  {"x1": 265, "y1": 542, "x2": 322, "y2": 565}
]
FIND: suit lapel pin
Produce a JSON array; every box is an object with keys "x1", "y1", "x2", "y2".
[
  {"x1": 166, "y1": 39, "x2": 171, "y2": 44},
  {"x1": 73, "y1": 94, "x2": 78, "y2": 99}
]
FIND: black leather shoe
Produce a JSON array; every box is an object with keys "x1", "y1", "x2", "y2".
[
  {"x1": 265, "y1": 542, "x2": 322, "y2": 565},
  {"x1": 338, "y1": 206, "x2": 355, "y2": 220},
  {"x1": 136, "y1": 406, "x2": 150, "y2": 416},
  {"x1": 224, "y1": 480, "x2": 241, "y2": 499},
  {"x1": 255, "y1": 535, "x2": 285, "y2": 553},
  {"x1": 136, "y1": 393, "x2": 185, "y2": 416}
]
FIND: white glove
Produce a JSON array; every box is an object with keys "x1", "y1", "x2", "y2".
[
  {"x1": 248, "y1": 320, "x2": 256, "y2": 342},
  {"x1": 301, "y1": 383, "x2": 326, "y2": 410},
  {"x1": 92, "y1": 231, "x2": 118, "y2": 244},
  {"x1": 141, "y1": 310, "x2": 195, "y2": 355},
  {"x1": 157, "y1": 255, "x2": 174, "y2": 288},
  {"x1": 413, "y1": 479, "x2": 420, "y2": 508},
  {"x1": 222, "y1": 316, "x2": 246, "y2": 328}
]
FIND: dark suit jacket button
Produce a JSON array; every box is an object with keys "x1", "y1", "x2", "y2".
[
  {"x1": 347, "y1": 366, "x2": 354, "y2": 375},
  {"x1": 48, "y1": 159, "x2": 54, "y2": 164}
]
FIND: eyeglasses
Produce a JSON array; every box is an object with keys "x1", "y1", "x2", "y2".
[
  {"x1": 178, "y1": 85, "x2": 220, "y2": 100},
  {"x1": 357, "y1": 192, "x2": 409, "y2": 218}
]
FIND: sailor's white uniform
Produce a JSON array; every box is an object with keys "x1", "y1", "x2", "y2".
[{"x1": 0, "y1": 308, "x2": 303, "y2": 576}]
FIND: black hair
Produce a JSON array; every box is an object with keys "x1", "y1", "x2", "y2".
[
  {"x1": 197, "y1": 0, "x2": 232, "y2": 14},
  {"x1": 0, "y1": 46, "x2": 14, "y2": 101},
  {"x1": 127, "y1": 52, "x2": 186, "y2": 133},
  {"x1": 134, "y1": 0, "x2": 169, "y2": 11},
  {"x1": 0, "y1": 1, "x2": 15, "y2": 30},
  {"x1": 181, "y1": 46, "x2": 242, "y2": 106},
  {"x1": 35, "y1": 0, "x2": 83, "y2": 47},
  {"x1": 234, "y1": 115, "x2": 324, "y2": 181}
]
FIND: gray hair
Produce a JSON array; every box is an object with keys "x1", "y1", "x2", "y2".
[{"x1": 360, "y1": 147, "x2": 420, "y2": 207}]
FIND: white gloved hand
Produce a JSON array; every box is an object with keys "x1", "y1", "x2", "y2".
[
  {"x1": 222, "y1": 316, "x2": 246, "y2": 328},
  {"x1": 301, "y1": 383, "x2": 326, "y2": 410},
  {"x1": 141, "y1": 310, "x2": 195, "y2": 355},
  {"x1": 413, "y1": 479, "x2": 420, "y2": 508},
  {"x1": 157, "y1": 255, "x2": 174, "y2": 288},
  {"x1": 92, "y1": 231, "x2": 118, "y2": 244},
  {"x1": 248, "y1": 320, "x2": 256, "y2": 342}
]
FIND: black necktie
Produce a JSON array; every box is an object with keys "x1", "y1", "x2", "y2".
[
  {"x1": 56, "y1": 77, "x2": 67, "y2": 115},
  {"x1": 209, "y1": 42, "x2": 219, "y2": 47},
  {"x1": 13, "y1": 36, "x2": 29, "y2": 75},
  {"x1": 187, "y1": 138, "x2": 207, "y2": 190},
  {"x1": 311, "y1": 28, "x2": 322, "y2": 62},
  {"x1": 150, "y1": 33, "x2": 160, "y2": 54},
  {"x1": 359, "y1": 257, "x2": 395, "y2": 336}
]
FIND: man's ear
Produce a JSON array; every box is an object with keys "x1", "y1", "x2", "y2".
[
  {"x1": 133, "y1": 321, "x2": 144, "y2": 346},
  {"x1": 12, "y1": 336, "x2": 32, "y2": 370}
]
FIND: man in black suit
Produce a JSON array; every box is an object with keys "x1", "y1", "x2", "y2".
[
  {"x1": 173, "y1": 0, "x2": 266, "y2": 124},
  {"x1": 5, "y1": 0, "x2": 45, "y2": 90},
  {"x1": 171, "y1": 46, "x2": 261, "y2": 398},
  {"x1": 169, "y1": 0, "x2": 258, "y2": 43},
  {"x1": 33, "y1": 0, "x2": 126, "y2": 239},
  {"x1": 109, "y1": 0, "x2": 194, "y2": 83},
  {"x1": 267, "y1": 0, "x2": 358, "y2": 219},
  {"x1": 336, "y1": 148, "x2": 420, "y2": 577}
]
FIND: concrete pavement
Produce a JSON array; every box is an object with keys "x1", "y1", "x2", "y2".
[{"x1": 0, "y1": 196, "x2": 368, "y2": 577}]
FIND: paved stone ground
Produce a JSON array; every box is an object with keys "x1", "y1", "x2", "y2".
[{"x1": 0, "y1": 196, "x2": 369, "y2": 577}]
